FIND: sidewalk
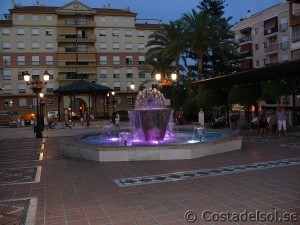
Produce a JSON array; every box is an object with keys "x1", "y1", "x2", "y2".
[{"x1": 0, "y1": 122, "x2": 299, "y2": 225}]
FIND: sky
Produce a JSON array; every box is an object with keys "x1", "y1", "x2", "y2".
[{"x1": 0, "y1": 0, "x2": 284, "y2": 24}]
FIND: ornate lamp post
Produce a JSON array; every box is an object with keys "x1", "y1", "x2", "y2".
[
  {"x1": 24, "y1": 70, "x2": 49, "y2": 138},
  {"x1": 130, "y1": 82, "x2": 135, "y2": 109},
  {"x1": 155, "y1": 72, "x2": 177, "y2": 86},
  {"x1": 39, "y1": 92, "x2": 46, "y2": 128},
  {"x1": 106, "y1": 93, "x2": 110, "y2": 118},
  {"x1": 111, "y1": 91, "x2": 116, "y2": 114}
]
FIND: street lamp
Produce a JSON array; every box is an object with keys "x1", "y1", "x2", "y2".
[
  {"x1": 39, "y1": 93, "x2": 45, "y2": 128},
  {"x1": 106, "y1": 93, "x2": 110, "y2": 118},
  {"x1": 23, "y1": 70, "x2": 49, "y2": 138},
  {"x1": 155, "y1": 72, "x2": 177, "y2": 86},
  {"x1": 130, "y1": 82, "x2": 135, "y2": 109},
  {"x1": 111, "y1": 91, "x2": 116, "y2": 114}
]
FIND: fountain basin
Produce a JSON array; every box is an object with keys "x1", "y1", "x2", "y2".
[{"x1": 59, "y1": 130, "x2": 242, "y2": 162}]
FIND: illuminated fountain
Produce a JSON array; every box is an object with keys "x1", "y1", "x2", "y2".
[
  {"x1": 129, "y1": 88, "x2": 173, "y2": 142},
  {"x1": 60, "y1": 89, "x2": 242, "y2": 161}
]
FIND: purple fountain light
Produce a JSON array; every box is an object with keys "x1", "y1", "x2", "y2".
[{"x1": 129, "y1": 88, "x2": 173, "y2": 142}]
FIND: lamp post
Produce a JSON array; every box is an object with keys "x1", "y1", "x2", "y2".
[
  {"x1": 106, "y1": 93, "x2": 110, "y2": 119},
  {"x1": 39, "y1": 93, "x2": 45, "y2": 128},
  {"x1": 111, "y1": 91, "x2": 116, "y2": 114},
  {"x1": 130, "y1": 82, "x2": 135, "y2": 109},
  {"x1": 155, "y1": 72, "x2": 177, "y2": 86},
  {"x1": 24, "y1": 70, "x2": 49, "y2": 138}
]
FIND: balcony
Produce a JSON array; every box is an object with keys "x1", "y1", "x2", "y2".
[
  {"x1": 57, "y1": 20, "x2": 96, "y2": 27},
  {"x1": 239, "y1": 35, "x2": 252, "y2": 43},
  {"x1": 58, "y1": 47, "x2": 96, "y2": 53},
  {"x1": 264, "y1": 27, "x2": 278, "y2": 36},
  {"x1": 264, "y1": 44, "x2": 279, "y2": 53},
  {"x1": 57, "y1": 34, "x2": 96, "y2": 42}
]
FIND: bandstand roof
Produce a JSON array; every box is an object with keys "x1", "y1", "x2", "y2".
[{"x1": 53, "y1": 80, "x2": 112, "y2": 95}]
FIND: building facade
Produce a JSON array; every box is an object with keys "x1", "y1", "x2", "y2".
[
  {"x1": 0, "y1": 0, "x2": 161, "y2": 121},
  {"x1": 232, "y1": 0, "x2": 300, "y2": 113}
]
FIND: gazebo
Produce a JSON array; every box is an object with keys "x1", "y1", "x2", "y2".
[{"x1": 53, "y1": 80, "x2": 112, "y2": 121}]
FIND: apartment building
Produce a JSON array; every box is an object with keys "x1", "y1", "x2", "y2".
[
  {"x1": 232, "y1": 0, "x2": 300, "y2": 70},
  {"x1": 0, "y1": 0, "x2": 161, "y2": 121}
]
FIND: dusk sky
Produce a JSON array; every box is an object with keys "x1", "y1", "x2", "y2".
[{"x1": 0, "y1": 0, "x2": 284, "y2": 24}]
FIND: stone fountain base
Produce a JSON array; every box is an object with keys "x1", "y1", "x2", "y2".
[{"x1": 59, "y1": 132, "x2": 242, "y2": 162}]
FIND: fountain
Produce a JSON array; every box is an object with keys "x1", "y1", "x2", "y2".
[
  {"x1": 129, "y1": 88, "x2": 172, "y2": 142},
  {"x1": 59, "y1": 88, "x2": 242, "y2": 162}
]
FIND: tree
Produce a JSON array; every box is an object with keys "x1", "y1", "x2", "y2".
[{"x1": 262, "y1": 79, "x2": 291, "y2": 103}]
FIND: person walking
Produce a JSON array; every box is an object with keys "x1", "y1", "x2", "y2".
[
  {"x1": 275, "y1": 107, "x2": 288, "y2": 136},
  {"x1": 258, "y1": 111, "x2": 268, "y2": 139}
]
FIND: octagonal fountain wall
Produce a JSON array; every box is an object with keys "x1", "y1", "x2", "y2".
[{"x1": 59, "y1": 88, "x2": 242, "y2": 162}]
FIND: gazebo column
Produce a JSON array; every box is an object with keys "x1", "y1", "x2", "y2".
[
  {"x1": 58, "y1": 95, "x2": 61, "y2": 122},
  {"x1": 88, "y1": 93, "x2": 91, "y2": 117},
  {"x1": 94, "y1": 93, "x2": 97, "y2": 121}
]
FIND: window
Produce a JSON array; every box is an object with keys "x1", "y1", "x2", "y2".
[
  {"x1": 263, "y1": 58, "x2": 267, "y2": 65},
  {"x1": 255, "y1": 60, "x2": 259, "y2": 67},
  {"x1": 263, "y1": 42, "x2": 267, "y2": 48},
  {"x1": 126, "y1": 56, "x2": 133, "y2": 65},
  {"x1": 3, "y1": 56, "x2": 11, "y2": 65},
  {"x1": 138, "y1": 43, "x2": 145, "y2": 50},
  {"x1": 125, "y1": 43, "x2": 132, "y2": 50},
  {"x1": 100, "y1": 16, "x2": 105, "y2": 22},
  {"x1": 45, "y1": 29, "x2": 53, "y2": 36},
  {"x1": 125, "y1": 30, "x2": 132, "y2": 37},
  {"x1": 2, "y1": 42, "x2": 10, "y2": 49},
  {"x1": 4, "y1": 85, "x2": 12, "y2": 94},
  {"x1": 18, "y1": 56, "x2": 25, "y2": 66},
  {"x1": 3, "y1": 69, "x2": 11, "y2": 80},
  {"x1": 17, "y1": 42, "x2": 25, "y2": 49},
  {"x1": 114, "y1": 82, "x2": 121, "y2": 91},
  {"x1": 126, "y1": 18, "x2": 132, "y2": 23},
  {"x1": 32, "y1": 69, "x2": 40, "y2": 76},
  {"x1": 32, "y1": 56, "x2": 40, "y2": 65},
  {"x1": 139, "y1": 71, "x2": 145, "y2": 78},
  {"x1": 31, "y1": 28, "x2": 39, "y2": 35},
  {"x1": 112, "y1": 30, "x2": 119, "y2": 36},
  {"x1": 46, "y1": 56, "x2": 53, "y2": 65},
  {"x1": 113, "y1": 56, "x2": 120, "y2": 64},
  {"x1": 17, "y1": 14, "x2": 24, "y2": 21},
  {"x1": 282, "y1": 53, "x2": 288, "y2": 62},
  {"x1": 138, "y1": 56, "x2": 145, "y2": 65},
  {"x1": 19, "y1": 98, "x2": 27, "y2": 106},
  {"x1": 112, "y1": 17, "x2": 118, "y2": 23},
  {"x1": 46, "y1": 15, "x2": 53, "y2": 21},
  {"x1": 2, "y1": 28, "x2": 10, "y2": 35},
  {"x1": 99, "y1": 29, "x2": 106, "y2": 36},
  {"x1": 255, "y1": 44, "x2": 259, "y2": 50},
  {"x1": 46, "y1": 83, "x2": 54, "y2": 93},
  {"x1": 32, "y1": 15, "x2": 38, "y2": 21},
  {"x1": 46, "y1": 42, "x2": 53, "y2": 49},
  {"x1": 113, "y1": 68, "x2": 120, "y2": 78},
  {"x1": 138, "y1": 31, "x2": 144, "y2": 37},
  {"x1": 99, "y1": 43, "x2": 107, "y2": 49},
  {"x1": 17, "y1": 28, "x2": 24, "y2": 35},
  {"x1": 100, "y1": 68, "x2": 107, "y2": 78},
  {"x1": 126, "y1": 68, "x2": 133, "y2": 78},
  {"x1": 100, "y1": 82, "x2": 107, "y2": 86},
  {"x1": 32, "y1": 42, "x2": 39, "y2": 49},
  {"x1": 254, "y1": 28, "x2": 258, "y2": 35},
  {"x1": 5, "y1": 98, "x2": 13, "y2": 107},
  {"x1": 100, "y1": 56, "x2": 107, "y2": 64},
  {"x1": 113, "y1": 43, "x2": 119, "y2": 50},
  {"x1": 18, "y1": 83, "x2": 26, "y2": 94}
]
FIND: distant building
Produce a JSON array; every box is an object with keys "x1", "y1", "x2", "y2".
[
  {"x1": 232, "y1": 0, "x2": 300, "y2": 70},
  {"x1": 0, "y1": 0, "x2": 161, "y2": 120}
]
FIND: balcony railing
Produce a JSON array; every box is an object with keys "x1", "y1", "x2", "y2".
[
  {"x1": 239, "y1": 35, "x2": 252, "y2": 43},
  {"x1": 57, "y1": 34, "x2": 96, "y2": 42},
  {"x1": 58, "y1": 47, "x2": 96, "y2": 53},
  {"x1": 264, "y1": 44, "x2": 279, "y2": 53},
  {"x1": 292, "y1": 36, "x2": 300, "y2": 43},
  {"x1": 57, "y1": 20, "x2": 96, "y2": 27},
  {"x1": 264, "y1": 27, "x2": 278, "y2": 36}
]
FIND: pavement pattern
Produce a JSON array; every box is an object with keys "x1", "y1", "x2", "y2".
[{"x1": 0, "y1": 123, "x2": 299, "y2": 225}]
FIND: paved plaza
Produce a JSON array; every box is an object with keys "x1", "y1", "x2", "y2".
[{"x1": 0, "y1": 122, "x2": 299, "y2": 225}]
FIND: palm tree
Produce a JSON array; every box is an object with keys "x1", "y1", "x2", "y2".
[{"x1": 181, "y1": 9, "x2": 223, "y2": 81}]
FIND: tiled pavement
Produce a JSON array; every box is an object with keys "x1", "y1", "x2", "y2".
[{"x1": 0, "y1": 125, "x2": 299, "y2": 225}]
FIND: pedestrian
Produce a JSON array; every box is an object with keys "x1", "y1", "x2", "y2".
[
  {"x1": 258, "y1": 111, "x2": 268, "y2": 139},
  {"x1": 115, "y1": 112, "x2": 120, "y2": 130},
  {"x1": 275, "y1": 107, "x2": 288, "y2": 136},
  {"x1": 86, "y1": 116, "x2": 90, "y2": 128}
]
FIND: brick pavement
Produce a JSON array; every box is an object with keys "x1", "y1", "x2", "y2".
[{"x1": 0, "y1": 124, "x2": 299, "y2": 225}]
